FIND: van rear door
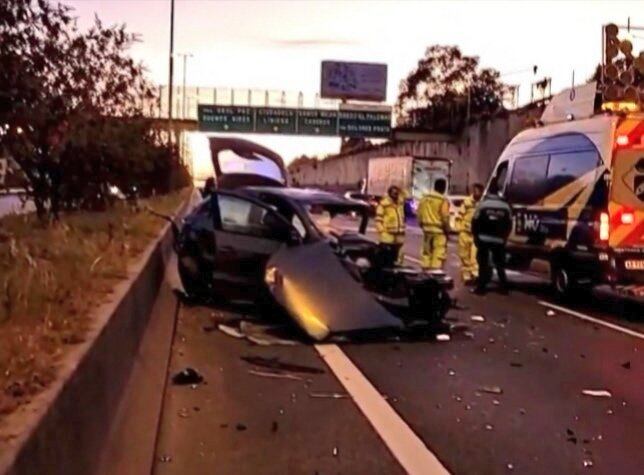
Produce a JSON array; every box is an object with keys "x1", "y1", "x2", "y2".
[{"x1": 609, "y1": 148, "x2": 644, "y2": 250}]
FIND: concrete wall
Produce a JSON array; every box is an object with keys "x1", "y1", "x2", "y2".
[{"x1": 289, "y1": 105, "x2": 544, "y2": 194}]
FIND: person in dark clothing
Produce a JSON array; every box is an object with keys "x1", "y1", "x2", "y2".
[
  {"x1": 201, "y1": 177, "x2": 216, "y2": 198},
  {"x1": 471, "y1": 194, "x2": 512, "y2": 295}
]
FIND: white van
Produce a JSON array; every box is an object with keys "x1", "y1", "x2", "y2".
[{"x1": 484, "y1": 87, "x2": 643, "y2": 296}]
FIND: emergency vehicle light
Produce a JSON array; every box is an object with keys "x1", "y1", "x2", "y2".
[
  {"x1": 601, "y1": 101, "x2": 641, "y2": 113},
  {"x1": 600, "y1": 212, "x2": 610, "y2": 241},
  {"x1": 621, "y1": 212, "x2": 635, "y2": 225},
  {"x1": 616, "y1": 134, "x2": 630, "y2": 146}
]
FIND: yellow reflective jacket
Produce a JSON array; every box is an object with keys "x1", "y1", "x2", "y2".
[
  {"x1": 456, "y1": 196, "x2": 478, "y2": 233},
  {"x1": 417, "y1": 191, "x2": 450, "y2": 234},
  {"x1": 375, "y1": 195, "x2": 405, "y2": 244}
]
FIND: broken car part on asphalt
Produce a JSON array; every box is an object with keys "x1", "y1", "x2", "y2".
[{"x1": 171, "y1": 367, "x2": 204, "y2": 386}]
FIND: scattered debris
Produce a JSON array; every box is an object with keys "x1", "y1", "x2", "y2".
[
  {"x1": 606, "y1": 409, "x2": 614, "y2": 415},
  {"x1": 464, "y1": 331, "x2": 475, "y2": 339},
  {"x1": 218, "y1": 324, "x2": 245, "y2": 339},
  {"x1": 621, "y1": 361, "x2": 631, "y2": 369},
  {"x1": 485, "y1": 423, "x2": 494, "y2": 431},
  {"x1": 241, "y1": 356, "x2": 324, "y2": 375},
  {"x1": 172, "y1": 368, "x2": 204, "y2": 386},
  {"x1": 436, "y1": 334, "x2": 451, "y2": 342},
  {"x1": 583, "y1": 459, "x2": 594, "y2": 468},
  {"x1": 566, "y1": 428, "x2": 578, "y2": 444},
  {"x1": 332, "y1": 447, "x2": 339, "y2": 457},
  {"x1": 450, "y1": 323, "x2": 471, "y2": 333},
  {"x1": 309, "y1": 392, "x2": 350, "y2": 399},
  {"x1": 236, "y1": 423, "x2": 247, "y2": 431},
  {"x1": 479, "y1": 385, "x2": 503, "y2": 395},
  {"x1": 493, "y1": 400, "x2": 500, "y2": 406},
  {"x1": 177, "y1": 408, "x2": 190, "y2": 419},
  {"x1": 158, "y1": 455, "x2": 172, "y2": 463},
  {"x1": 241, "y1": 321, "x2": 300, "y2": 346},
  {"x1": 507, "y1": 463, "x2": 514, "y2": 470},
  {"x1": 330, "y1": 335, "x2": 350, "y2": 343},
  {"x1": 546, "y1": 309, "x2": 556, "y2": 317},
  {"x1": 448, "y1": 369, "x2": 456, "y2": 376},
  {"x1": 247, "y1": 369, "x2": 303, "y2": 382},
  {"x1": 582, "y1": 389, "x2": 612, "y2": 398},
  {"x1": 470, "y1": 315, "x2": 485, "y2": 322}
]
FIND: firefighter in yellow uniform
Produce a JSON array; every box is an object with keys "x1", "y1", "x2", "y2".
[
  {"x1": 417, "y1": 179, "x2": 450, "y2": 270},
  {"x1": 375, "y1": 185, "x2": 406, "y2": 266},
  {"x1": 456, "y1": 183, "x2": 484, "y2": 285}
]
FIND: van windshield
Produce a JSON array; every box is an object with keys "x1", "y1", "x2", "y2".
[{"x1": 611, "y1": 151, "x2": 644, "y2": 209}]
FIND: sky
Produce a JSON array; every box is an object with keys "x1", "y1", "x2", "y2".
[{"x1": 62, "y1": 0, "x2": 642, "y2": 163}]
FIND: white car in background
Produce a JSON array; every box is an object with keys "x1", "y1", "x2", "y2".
[{"x1": 446, "y1": 194, "x2": 467, "y2": 233}]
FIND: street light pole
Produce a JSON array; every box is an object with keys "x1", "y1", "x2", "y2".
[
  {"x1": 167, "y1": 0, "x2": 175, "y2": 140},
  {"x1": 178, "y1": 53, "x2": 193, "y2": 119}
]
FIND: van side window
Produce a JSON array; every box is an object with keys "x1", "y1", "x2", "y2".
[
  {"x1": 488, "y1": 161, "x2": 509, "y2": 196},
  {"x1": 546, "y1": 151, "x2": 600, "y2": 194},
  {"x1": 506, "y1": 155, "x2": 549, "y2": 204}
]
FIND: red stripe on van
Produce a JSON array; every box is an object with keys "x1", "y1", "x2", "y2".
[{"x1": 621, "y1": 219, "x2": 644, "y2": 247}]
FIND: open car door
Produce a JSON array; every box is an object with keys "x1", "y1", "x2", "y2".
[
  {"x1": 209, "y1": 137, "x2": 287, "y2": 189},
  {"x1": 209, "y1": 191, "x2": 296, "y2": 299},
  {"x1": 265, "y1": 241, "x2": 403, "y2": 341}
]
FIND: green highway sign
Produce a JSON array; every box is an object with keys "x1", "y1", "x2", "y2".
[
  {"x1": 197, "y1": 104, "x2": 391, "y2": 138},
  {"x1": 338, "y1": 109, "x2": 391, "y2": 138},
  {"x1": 255, "y1": 107, "x2": 297, "y2": 134},
  {"x1": 296, "y1": 108, "x2": 338, "y2": 136},
  {"x1": 198, "y1": 105, "x2": 254, "y2": 132}
]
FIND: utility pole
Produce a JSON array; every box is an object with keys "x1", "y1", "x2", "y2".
[
  {"x1": 167, "y1": 0, "x2": 175, "y2": 141},
  {"x1": 177, "y1": 53, "x2": 193, "y2": 119}
]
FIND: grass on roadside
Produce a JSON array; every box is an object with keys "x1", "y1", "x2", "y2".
[{"x1": 0, "y1": 188, "x2": 191, "y2": 417}]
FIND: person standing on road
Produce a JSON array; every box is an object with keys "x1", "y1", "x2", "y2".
[
  {"x1": 471, "y1": 191, "x2": 512, "y2": 295},
  {"x1": 375, "y1": 185, "x2": 406, "y2": 266},
  {"x1": 456, "y1": 183, "x2": 484, "y2": 285},
  {"x1": 417, "y1": 178, "x2": 450, "y2": 270}
]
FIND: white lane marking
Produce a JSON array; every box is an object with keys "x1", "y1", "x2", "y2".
[
  {"x1": 538, "y1": 301, "x2": 644, "y2": 341},
  {"x1": 314, "y1": 344, "x2": 450, "y2": 475}
]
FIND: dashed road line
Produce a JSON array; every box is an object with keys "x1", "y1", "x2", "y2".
[
  {"x1": 315, "y1": 344, "x2": 450, "y2": 475},
  {"x1": 538, "y1": 301, "x2": 644, "y2": 341}
]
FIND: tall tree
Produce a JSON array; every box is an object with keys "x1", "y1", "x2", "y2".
[
  {"x1": 395, "y1": 45, "x2": 507, "y2": 131},
  {"x1": 0, "y1": 0, "x2": 185, "y2": 219}
]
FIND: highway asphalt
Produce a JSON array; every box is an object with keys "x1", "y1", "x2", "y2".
[{"x1": 153, "y1": 227, "x2": 644, "y2": 475}]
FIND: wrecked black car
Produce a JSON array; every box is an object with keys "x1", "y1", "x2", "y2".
[{"x1": 174, "y1": 137, "x2": 453, "y2": 341}]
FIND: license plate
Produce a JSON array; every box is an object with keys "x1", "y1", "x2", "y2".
[{"x1": 625, "y1": 260, "x2": 644, "y2": 270}]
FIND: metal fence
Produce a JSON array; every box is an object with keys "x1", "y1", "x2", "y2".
[{"x1": 150, "y1": 86, "x2": 346, "y2": 120}]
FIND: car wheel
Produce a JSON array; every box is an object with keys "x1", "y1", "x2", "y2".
[{"x1": 551, "y1": 261, "x2": 588, "y2": 300}]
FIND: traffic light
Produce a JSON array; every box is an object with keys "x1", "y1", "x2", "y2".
[{"x1": 602, "y1": 23, "x2": 643, "y2": 106}]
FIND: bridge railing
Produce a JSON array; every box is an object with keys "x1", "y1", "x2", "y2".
[{"x1": 146, "y1": 86, "x2": 344, "y2": 120}]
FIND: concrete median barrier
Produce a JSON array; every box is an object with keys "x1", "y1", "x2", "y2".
[{"x1": 0, "y1": 191, "x2": 198, "y2": 475}]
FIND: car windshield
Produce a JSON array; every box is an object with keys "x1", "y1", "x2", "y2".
[{"x1": 305, "y1": 203, "x2": 366, "y2": 237}]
